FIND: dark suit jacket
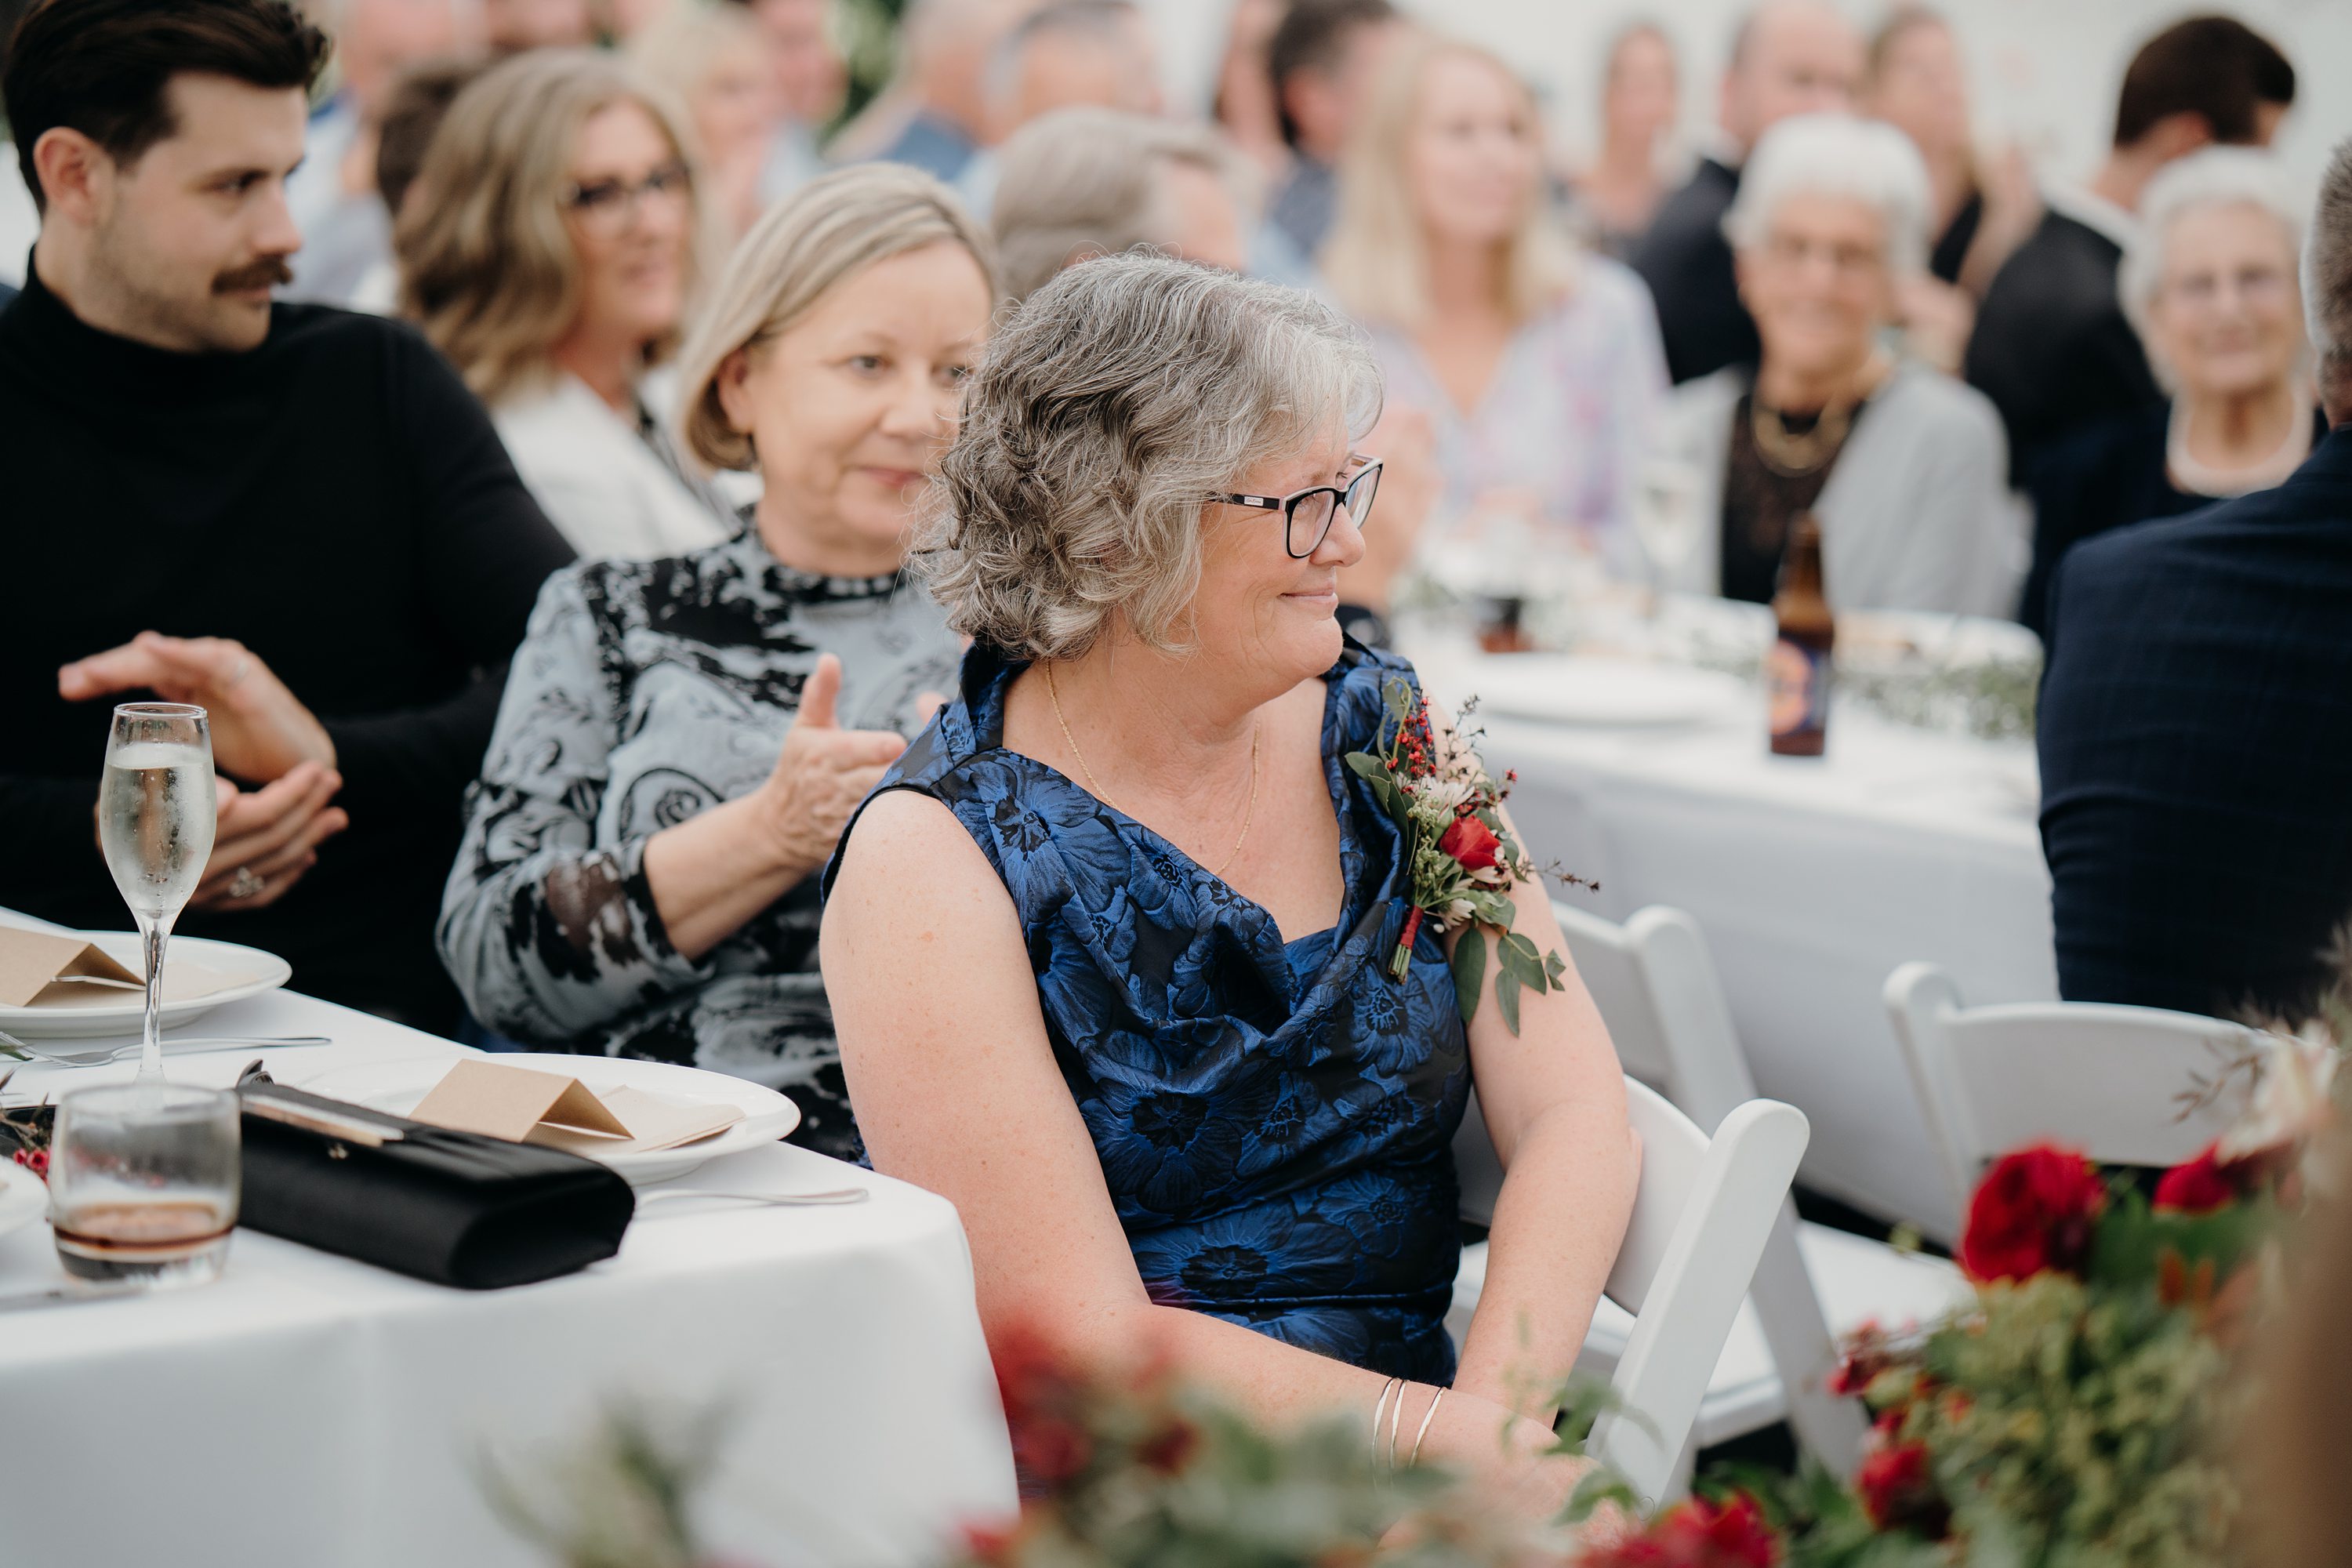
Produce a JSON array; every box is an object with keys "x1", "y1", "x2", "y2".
[
  {"x1": 2038, "y1": 424, "x2": 2352, "y2": 1019},
  {"x1": 1965, "y1": 209, "x2": 2165, "y2": 484},
  {"x1": 1630, "y1": 158, "x2": 1754, "y2": 386}
]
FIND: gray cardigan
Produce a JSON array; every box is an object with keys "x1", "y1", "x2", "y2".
[{"x1": 1657, "y1": 359, "x2": 2028, "y2": 618}]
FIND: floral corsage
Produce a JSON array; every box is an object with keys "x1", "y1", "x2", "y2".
[{"x1": 1344, "y1": 676, "x2": 1589, "y2": 1034}]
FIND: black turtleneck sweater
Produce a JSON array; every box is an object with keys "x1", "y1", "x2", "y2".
[{"x1": 0, "y1": 265, "x2": 575, "y2": 1030}]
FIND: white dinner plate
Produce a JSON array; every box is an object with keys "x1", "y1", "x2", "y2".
[
  {"x1": 1465, "y1": 656, "x2": 1750, "y2": 728},
  {"x1": 0, "y1": 933, "x2": 293, "y2": 1040},
  {"x1": 290, "y1": 1054, "x2": 801, "y2": 1186},
  {"x1": 0, "y1": 1161, "x2": 47, "y2": 1243}
]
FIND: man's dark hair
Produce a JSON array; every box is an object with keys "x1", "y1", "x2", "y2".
[
  {"x1": 4, "y1": 0, "x2": 329, "y2": 213},
  {"x1": 373, "y1": 54, "x2": 489, "y2": 220},
  {"x1": 1265, "y1": 0, "x2": 1395, "y2": 150},
  {"x1": 2113, "y1": 14, "x2": 2292, "y2": 150}
]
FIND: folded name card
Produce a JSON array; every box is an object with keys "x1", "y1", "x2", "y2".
[
  {"x1": 0, "y1": 927, "x2": 250, "y2": 1009},
  {"x1": 408, "y1": 1059, "x2": 742, "y2": 1156}
]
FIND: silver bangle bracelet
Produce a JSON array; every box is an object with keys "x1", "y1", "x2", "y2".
[
  {"x1": 1408, "y1": 1386, "x2": 1447, "y2": 1467},
  {"x1": 1370, "y1": 1375, "x2": 1403, "y2": 1472},
  {"x1": 1388, "y1": 1378, "x2": 1410, "y2": 1472}
]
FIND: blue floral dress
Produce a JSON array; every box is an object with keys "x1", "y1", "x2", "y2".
[{"x1": 826, "y1": 639, "x2": 1470, "y2": 1381}]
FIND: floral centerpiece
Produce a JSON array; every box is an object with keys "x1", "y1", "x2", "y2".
[{"x1": 1345, "y1": 676, "x2": 1591, "y2": 1033}]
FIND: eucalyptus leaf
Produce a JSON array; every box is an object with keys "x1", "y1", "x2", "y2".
[
  {"x1": 1450, "y1": 925, "x2": 1486, "y2": 1025},
  {"x1": 1544, "y1": 949, "x2": 1566, "y2": 984},
  {"x1": 1497, "y1": 967, "x2": 1522, "y2": 1035},
  {"x1": 1497, "y1": 934, "x2": 1548, "y2": 993},
  {"x1": 1383, "y1": 677, "x2": 1411, "y2": 724}
]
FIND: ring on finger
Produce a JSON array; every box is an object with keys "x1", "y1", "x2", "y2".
[{"x1": 229, "y1": 867, "x2": 266, "y2": 901}]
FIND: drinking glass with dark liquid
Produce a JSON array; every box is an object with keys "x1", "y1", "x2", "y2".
[
  {"x1": 1767, "y1": 513, "x2": 1834, "y2": 757},
  {"x1": 49, "y1": 1082, "x2": 239, "y2": 1287}
]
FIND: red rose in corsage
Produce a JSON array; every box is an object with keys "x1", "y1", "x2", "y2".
[
  {"x1": 1855, "y1": 1416, "x2": 1950, "y2": 1537},
  {"x1": 1577, "y1": 1489, "x2": 1782, "y2": 1566},
  {"x1": 1344, "y1": 676, "x2": 1593, "y2": 1034},
  {"x1": 2152, "y1": 1143, "x2": 2239, "y2": 1214},
  {"x1": 1956, "y1": 1144, "x2": 2105, "y2": 1283}
]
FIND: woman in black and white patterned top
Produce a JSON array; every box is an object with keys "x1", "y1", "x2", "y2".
[{"x1": 437, "y1": 165, "x2": 997, "y2": 1157}]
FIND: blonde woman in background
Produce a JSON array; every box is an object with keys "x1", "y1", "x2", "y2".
[
  {"x1": 1322, "y1": 38, "x2": 1668, "y2": 575},
  {"x1": 397, "y1": 49, "x2": 731, "y2": 561},
  {"x1": 438, "y1": 165, "x2": 995, "y2": 1155},
  {"x1": 632, "y1": 0, "x2": 796, "y2": 242}
]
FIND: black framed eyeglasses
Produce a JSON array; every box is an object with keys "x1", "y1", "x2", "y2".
[
  {"x1": 1212, "y1": 456, "x2": 1383, "y2": 558},
  {"x1": 560, "y1": 161, "x2": 694, "y2": 234}
]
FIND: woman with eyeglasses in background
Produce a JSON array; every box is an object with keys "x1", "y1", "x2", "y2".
[{"x1": 397, "y1": 49, "x2": 731, "y2": 561}]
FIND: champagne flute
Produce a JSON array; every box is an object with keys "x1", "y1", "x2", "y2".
[
  {"x1": 1634, "y1": 456, "x2": 1703, "y2": 633},
  {"x1": 98, "y1": 705, "x2": 218, "y2": 1082}
]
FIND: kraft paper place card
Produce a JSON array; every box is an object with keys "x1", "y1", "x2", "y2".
[
  {"x1": 0, "y1": 927, "x2": 256, "y2": 1010},
  {"x1": 408, "y1": 1059, "x2": 742, "y2": 1155}
]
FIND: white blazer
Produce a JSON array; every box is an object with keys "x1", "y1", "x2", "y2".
[
  {"x1": 1657, "y1": 359, "x2": 2029, "y2": 619},
  {"x1": 494, "y1": 371, "x2": 732, "y2": 561}
]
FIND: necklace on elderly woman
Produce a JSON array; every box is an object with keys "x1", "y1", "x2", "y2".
[
  {"x1": 1749, "y1": 397, "x2": 1854, "y2": 477},
  {"x1": 1046, "y1": 663, "x2": 1261, "y2": 880}
]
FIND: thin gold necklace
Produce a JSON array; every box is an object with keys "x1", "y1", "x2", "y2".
[{"x1": 1046, "y1": 663, "x2": 1260, "y2": 880}]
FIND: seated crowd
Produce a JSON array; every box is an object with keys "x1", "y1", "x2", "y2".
[{"x1": 1, "y1": 0, "x2": 2349, "y2": 1512}]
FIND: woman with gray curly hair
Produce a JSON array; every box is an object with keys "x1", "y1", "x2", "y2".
[{"x1": 821, "y1": 255, "x2": 1637, "y2": 1519}]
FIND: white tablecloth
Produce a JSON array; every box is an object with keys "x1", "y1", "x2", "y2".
[
  {"x1": 1412, "y1": 654, "x2": 2057, "y2": 1234},
  {"x1": 0, "y1": 985, "x2": 1015, "y2": 1568}
]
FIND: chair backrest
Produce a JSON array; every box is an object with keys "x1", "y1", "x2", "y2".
[
  {"x1": 1586, "y1": 1080, "x2": 1809, "y2": 1506},
  {"x1": 1884, "y1": 962, "x2": 2253, "y2": 1221}
]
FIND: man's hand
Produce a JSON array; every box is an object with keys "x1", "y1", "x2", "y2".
[
  {"x1": 60, "y1": 633, "x2": 336, "y2": 782},
  {"x1": 189, "y1": 763, "x2": 349, "y2": 911}
]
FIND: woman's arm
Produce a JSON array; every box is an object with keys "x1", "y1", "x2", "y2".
[
  {"x1": 822, "y1": 788, "x2": 1585, "y2": 1517},
  {"x1": 1446, "y1": 745, "x2": 1642, "y2": 1425}
]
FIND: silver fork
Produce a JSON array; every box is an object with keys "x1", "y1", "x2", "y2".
[
  {"x1": 637, "y1": 1187, "x2": 870, "y2": 1210},
  {"x1": 0, "y1": 1028, "x2": 332, "y2": 1067}
]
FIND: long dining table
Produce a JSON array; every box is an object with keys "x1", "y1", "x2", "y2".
[{"x1": 0, "y1": 911, "x2": 1015, "y2": 1568}]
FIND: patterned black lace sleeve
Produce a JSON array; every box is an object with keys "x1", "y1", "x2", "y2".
[{"x1": 435, "y1": 568, "x2": 710, "y2": 1043}]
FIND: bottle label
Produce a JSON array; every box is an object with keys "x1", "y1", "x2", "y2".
[{"x1": 1766, "y1": 636, "x2": 1831, "y2": 739}]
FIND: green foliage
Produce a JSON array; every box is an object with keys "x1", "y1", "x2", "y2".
[{"x1": 1897, "y1": 1276, "x2": 2238, "y2": 1568}]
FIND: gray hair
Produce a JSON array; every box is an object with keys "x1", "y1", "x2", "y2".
[
  {"x1": 2121, "y1": 147, "x2": 2305, "y2": 391},
  {"x1": 1722, "y1": 112, "x2": 1931, "y2": 274},
  {"x1": 673, "y1": 164, "x2": 998, "y2": 472},
  {"x1": 990, "y1": 107, "x2": 1248, "y2": 301},
  {"x1": 982, "y1": 0, "x2": 1144, "y2": 122},
  {"x1": 2308, "y1": 137, "x2": 2352, "y2": 413},
  {"x1": 920, "y1": 254, "x2": 1381, "y2": 662}
]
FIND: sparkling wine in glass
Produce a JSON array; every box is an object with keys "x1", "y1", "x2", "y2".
[
  {"x1": 99, "y1": 704, "x2": 218, "y2": 1081},
  {"x1": 1634, "y1": 456, "x2": 1703, "y2": 612}
]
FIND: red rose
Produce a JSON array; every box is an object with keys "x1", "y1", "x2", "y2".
[
  {"x1": 2154, "y1": 1143, "x2": 2238, "y2": 1214},
  {"x1": 1857, "y1": 1436, "x2": 1948, "y2": 1537},
  {"x1": 1014, "y1": 1416, "x2": 1093, "y2": 1486},
  {"x1": 1579, "y1": 1492, "x2": 1780, "y2": 1567},
  {"x1": 1135, "y1": 1416, "x2": 1200, "y2": 1475},
  {"x1": 1957, "y1": 1144, "x2": 2105, "y2": 1283},
  {"x1": 1438, "y1": 813, "x2": 1502, "y2": 871}
]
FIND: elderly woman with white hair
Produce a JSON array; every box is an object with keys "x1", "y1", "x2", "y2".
[
  {"x1": 2020, "y1": 147, "x2": 2323, "y2": 632},
  {"x1": 822, "y1": 256, "x2": 1638, "y2": 1520},
  {"x1": 1653, "y1": 112, "x2": 2022, "y2": 615},
  {"x1": 437, "y1": 165, "x2": 994, "y2": 1156}
]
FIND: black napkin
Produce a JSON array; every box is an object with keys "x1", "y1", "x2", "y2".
[{"x1": 236, "y1": 1074, "x2": 635, "y2": 1289}]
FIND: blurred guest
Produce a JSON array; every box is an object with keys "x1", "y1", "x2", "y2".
[
  {"x1": 743, "y1": 0, "x2": 847, "y2": 201},
  {"x1": 1653, "y1": 114, "x2": 2020, "y2": 615},
  {"x1": 824, "y1": 256, "x2": 1636, "y2": 1519},
  {"x1": 482, "y1": 0, "x2": 593, "y2": 52},
  {"x1": 438, "y1": 166, "x2": 990, "y2": 1154},
  {"x1": 990, "y1": 107, "x2": 1247, "y2": 301},
  {"x1": 1, "y1": 0, "x2": 572, "y2": 1030},
  {"x1": 345, "y1": 53, "x2": 492, "y2": 311},
  {"x1": 1568, "y1": 20, "x2": 1680, "y2": 261},
  {"x1": 282, "y1": 0, "x2": 478, "y2": 306},
  {"x1": 398, "y1": 50, "x2": 729, "y2": 561},
  {"x1": 985, "y1": 0, "x2": 1157, "y2": 136},
  {"x1": 633, "y1": 0, "x2": 789, "y2": 240},
  {"x1": 1965, "y1": 15, "x2": 2293, "y2": 485},
  {"x1": 1322, "y1": 40, "x2": 1667, "y2": 568},
  {"x1": 1264, "y1": 0, "x2": 1399, "y2": 263},
  {"x1": 2037, "y1": 137, "x2": 2352, "y2": 1022},
  {"x1": 2023, "y1": 149, "x2": 2319, "y2": 632},
  {"x1": 1210, "y1": 0, "x2": 1287, "y2": 180},
  {"x1": 1632, "y1": 0, "x2": 1860, "y2": 385},
  {"x1": 851, "y1": 0, "x2": 1034, "y2": 183}
]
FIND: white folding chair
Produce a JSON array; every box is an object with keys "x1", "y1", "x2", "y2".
[
  {"x1": 1450, "y1": 1076, "x2": 1807, "y2": 1508},
  {"x1": 1454, "y1": 903, "x2": 1970, "y2": 1478},
  {"x1": 1884, "y1": 963, "x2": 2252, "y2": 1222}
]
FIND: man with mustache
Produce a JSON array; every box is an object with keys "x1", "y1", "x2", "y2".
[{"x1": 0, "y1": 0, "x2": 572, "y2": 1031}]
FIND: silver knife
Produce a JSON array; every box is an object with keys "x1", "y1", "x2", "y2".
[{"x1": 0, "y1": 1279, "x2": 149, "y2": 1312}]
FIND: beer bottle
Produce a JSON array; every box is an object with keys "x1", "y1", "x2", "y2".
[{"x1": 1767, "y1": 513, "x2": 1833, "y2": 757}]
